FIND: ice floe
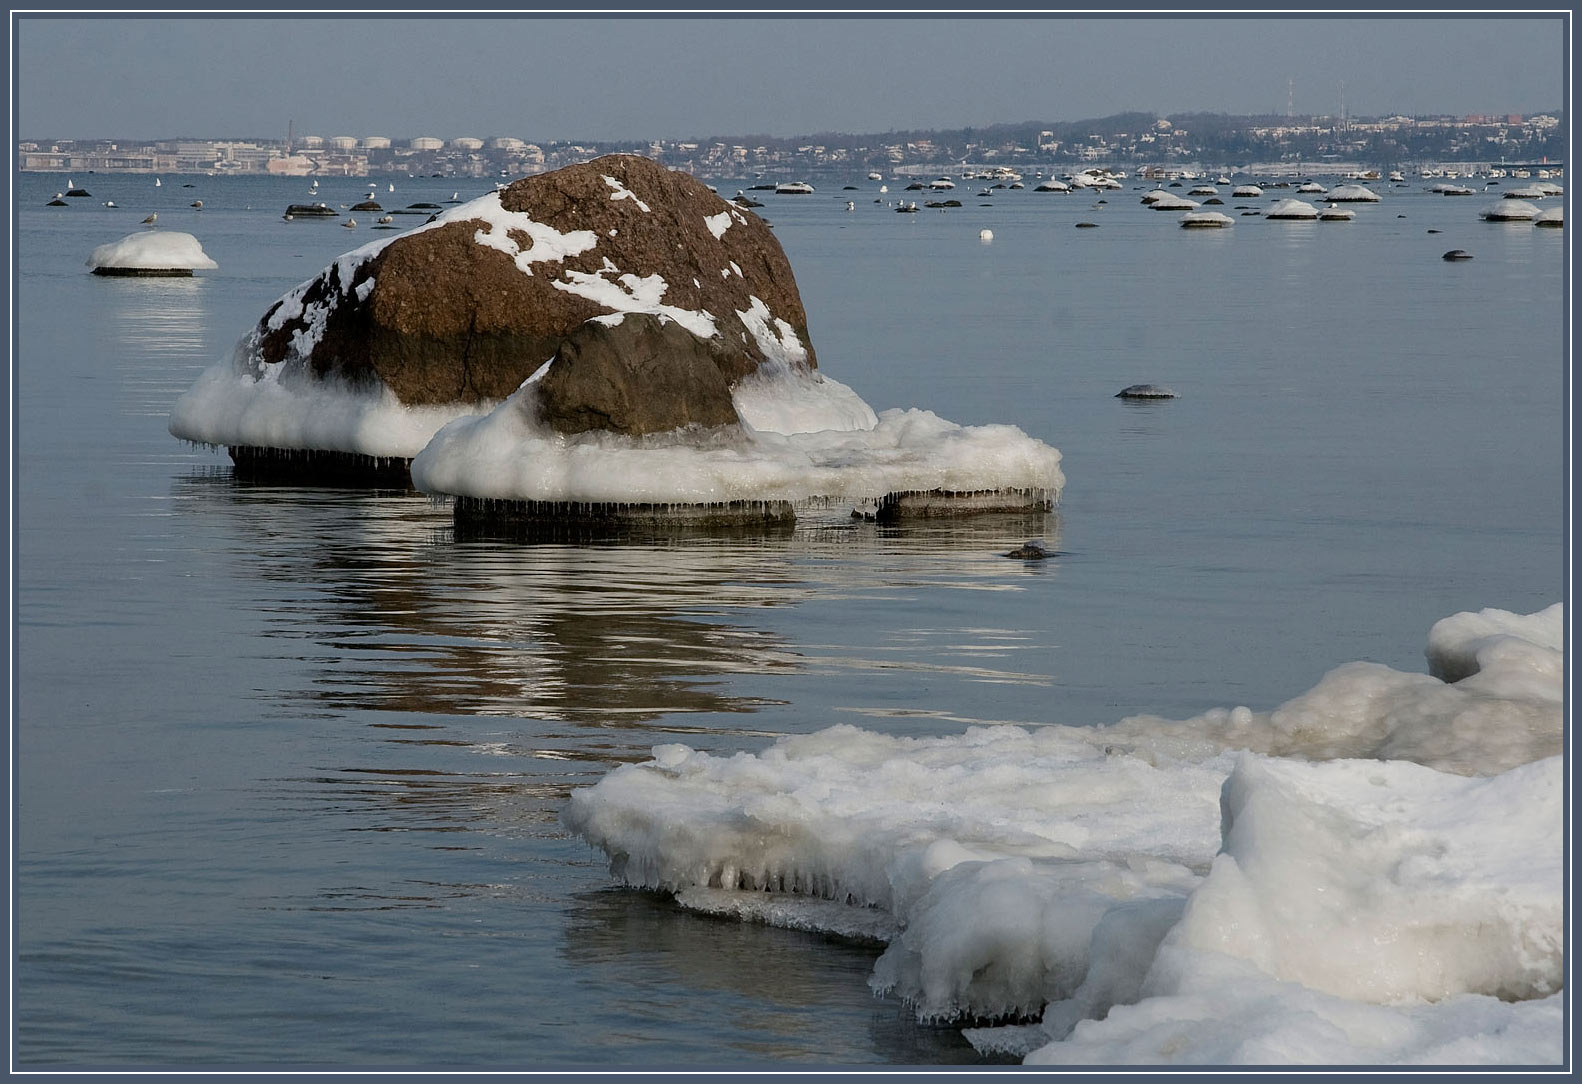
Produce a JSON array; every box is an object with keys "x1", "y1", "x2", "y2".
[{"x1": 563, "y1": 604, "x2": 1564, "y2": 1065}]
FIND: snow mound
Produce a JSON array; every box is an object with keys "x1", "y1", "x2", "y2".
[{"x1": 87, "y1": 231, "x2": 217, "y2": 273}]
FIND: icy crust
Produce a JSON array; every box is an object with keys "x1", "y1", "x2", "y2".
[
  {"x1": 1102, "y1": 602, "x2": 1563, "y2": 776},
  {"x1": 1016, "y1": 969, "x2": 1563, "y2": 1066},
  {"x1": 1015, "y1": 756, "x2": 1562, "y2": 1066},
  {"x1": 1425, "y1": 602, "x2": 1563, "y2": 683},
  {"x1": 731, "y1": 363, "x2": 878, "y2": 436},
  {"x1": 87, "y1": 231, "x2": 217, "y2": 271},
  {"x1": 562, "y1": 605, "x2": 1563, "y2": 1063},
  {"x1": 1172, "y1": 755, "x2": 1562, "y2": 1004},
  {"x1": 562, "y1": 723, "x2": 1229, "y2": 1024},
  {"x1": 168, "y1": 336, "x2": 501, "y2": 458},
  {"x1": 411, "y1": 362, "x2": 1062, "y2": 506}
]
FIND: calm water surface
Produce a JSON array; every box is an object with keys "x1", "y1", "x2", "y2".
[{"x1": 13, "y1": 171, "x2": 1566, "y2": 1067}]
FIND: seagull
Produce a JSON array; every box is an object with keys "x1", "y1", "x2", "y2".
[
  {"x1": 154, "y1": 177, "x2": 162, "y2": 187},
  {"x1": 343, "y1": 217, "x2": 357, "y2": 228},
  {"x1": 141, "y1": 213, "x2": 157, "y2": 226},
  {"x1": 104, "y1": 200, "x2": 116, "y2": 207},
  {"x1": 191, "y1": 200, "x2": 203, "y2": 209}
]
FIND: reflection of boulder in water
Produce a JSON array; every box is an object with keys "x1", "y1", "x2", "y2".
[
  {"x1": 175, "y1": 468, "x2": 1060, "y2": 732},
  {"x1": 453, "y1": 496, "x2": 797, "y2": 541},
  {"x1": 169, "y1": 473, "x2": 804, "y2": 727}
]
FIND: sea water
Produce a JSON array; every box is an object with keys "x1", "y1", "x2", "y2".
[{"x1": 12, "y1": 170, "x2": 1566, "y2": 1067}]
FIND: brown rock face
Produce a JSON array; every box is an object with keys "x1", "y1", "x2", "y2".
[
  {"x1": 253, "y1": 154, "x2": 817, "y2": 421},
  {"x1": 536, "y1": 313, "x2": 743, "y2": 436}
]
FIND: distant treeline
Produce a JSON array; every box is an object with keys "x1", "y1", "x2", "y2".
[{"x1": 679, "y1": 110, "x2": 1566, "y2": 169}]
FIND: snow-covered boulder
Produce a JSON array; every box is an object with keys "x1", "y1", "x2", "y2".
[
  {"x1": 1265, "y1": 199, "x2": 1320, "y2": 220},
  {"x1": 1482, "y1": 200, "x2": 1540, "y2": 221},
  {"x1": 170, "y1": 154, "x2": 829, "y2": 475},
  {"x1": 1325, "y1": 184, "x2": 1381, "y2": 202},
  {"x1": 87, "y1": 231, "x2": 217, "y2": 277},
  {"x1": 1180, "y1": 211, "x2": 1233, "y2": 228}
]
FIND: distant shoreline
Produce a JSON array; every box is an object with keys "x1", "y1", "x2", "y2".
[{"x1": 17, "y1": 110, "x2": 1565, "y2": 179}]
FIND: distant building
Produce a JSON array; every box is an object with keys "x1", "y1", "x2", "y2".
[
  {"x1": 409, "y1": 136, "x2": 444, "y2": 151},
  {"x1": 267, "y1": 155, "x2": 316, "y2": 176},
  {"x1": 362, "y1": 136, "x2": 392, "y2": 150}
]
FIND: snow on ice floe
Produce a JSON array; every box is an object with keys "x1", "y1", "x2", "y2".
[
  {"x1": 408, "y1": 283, "x2": 1061, "y2": 507},
  {"x1": 411, "y1": 364, "x2": 1061, "y2": 506},
  {"x1": 167, "y1": 336, "x2": 501, "y2": 459},
  {"x1": 87, "y1": 231, "x2": 217, "y2": 275},
  {"x1": 562, "y1": 604, "x2": 1563, "y2": 1065}
]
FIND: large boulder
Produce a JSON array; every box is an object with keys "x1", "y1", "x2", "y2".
[
  {"x1": 254, "y1": 153, "x2": 815, "y2": 416},
  {"x1": 169, "y1": 154, "x2": 822, "y2": 477}
]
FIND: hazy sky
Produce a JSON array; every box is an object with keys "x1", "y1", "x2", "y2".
[{"x1": 13, "y1": 12, "x2": 1570, "y2": 143}]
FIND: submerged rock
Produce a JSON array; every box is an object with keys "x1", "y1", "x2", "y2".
[
  {"x1": 1442, "y1": 249, "x2": 1474, "y2": 261},
  {"x1": 1003, "y1": 539, "x2": 1052, "y2": 560},
  {"x1": 1116, "y1": 384, "x2": 1176, "y2": 399}
]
